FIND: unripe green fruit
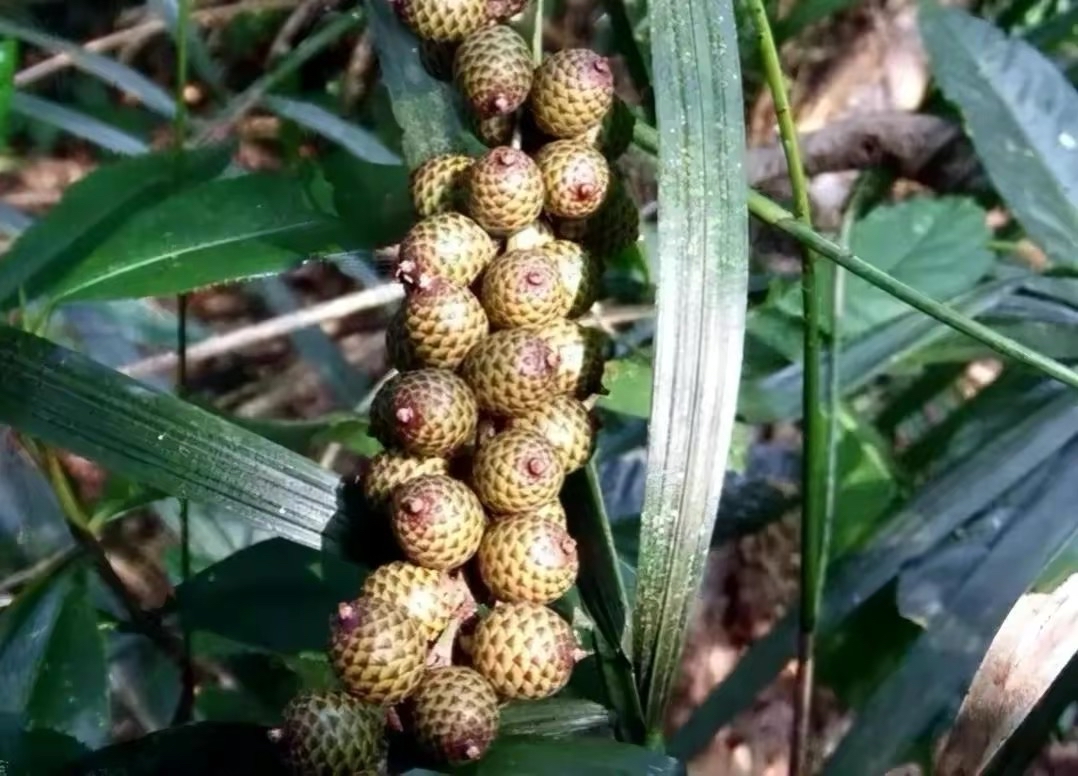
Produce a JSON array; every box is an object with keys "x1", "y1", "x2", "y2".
[
  {"x1": 328, "y1": 597, "x2": 426, "y2": 705},
  {"x1": 272, "y1": 691, "x2": 387, "y2": 776},
  {"x1": 412, "y1": 667, "x2": 499, "y2": 765}
]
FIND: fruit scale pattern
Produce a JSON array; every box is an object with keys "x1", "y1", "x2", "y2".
[{"x1": 269, "y1": 0, "x2": 639, "y2": 770}]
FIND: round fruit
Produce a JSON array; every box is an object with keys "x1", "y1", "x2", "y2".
[
  {"x1": 329, "y1": 598, "x2": 426, "y2": 705},
  {"x1": 370, "y1": 369, "x2": 478, "y2": 457},
  {"x1": 542, "y1": 239, "x2": 601, "y2": 317},
  {"x1": 390, "y1": 474, "x2": 485, "y2": 570},
  {"x1": 412, "y1": 667, "x2": 499, "y2": 765},
  {"x1": 531, "y1": 320, "x2": 609, "y2": 398},
  {"x1": 486, "y1": 0, "x2": 528, "y2": 22},
  {"x1": 480, "y1": 249, "x2": 570, "y2": 329},
  {"x1": 359, "y1": 450, "x2": 449, "y2": 510},
  {"x1": 459, "y1": 329, "x2": 562, "y2": 416},
  {"x1": 398, "y1": 279, "x2": 488, "y2": 369},
  {"x1": 534, "y1": 140, "x2": 610, "y2": 219},
  {"x1": 471, "y1": 112, "x2": 515, "y2": 147},
  {"x1": 272, "y1": 691, "x2": 386, "y2": 776},
  {"x1": 471, "y1": 429, "x2": 564, "y2": 513},
  {"x1": 582, "y1": 177, "x2": 640, "y2": 259},
  {"x1": 530, "y1": 49, "x2": 614, "y2": 138},
  {"x1": 466, "y1": 147, "x2": 545, "y2": 236},
  {"x1": 471, "y1": 603, "x2": 580, "y2": 699},
  {"x1": 411, "y1": 154, "x2": 474, "y2": 218},
  {"x1": 454, "y1": 25, "x2": 532, "y2": 119},
  {"x1": 396, "y1": 0, "x2": 489, "y2": 43},
  {"x1": 419, "y1": 39, "x2": 457, "y2": 82},
  {"x1": 492, "y1": 500, "x2": 567, "y2": 528},
  {"x1": 397, "y1": 213, "x2": 498, "y2": 289},
  {"x1": 361, "y1": 561, "x2": 465, "y2": 641},
  {"x1": 505, "y1": 395, "x2": 595, "y2": 473},
  {"x1": 478, "y1": 516, "x2": 578, "y2": 603},
  {"x1": 505, "y1": 219, "x2": 556, "y2": 252}
]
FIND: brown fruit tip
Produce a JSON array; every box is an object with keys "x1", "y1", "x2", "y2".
[
  {"x1": 403, "y1": 496, "x2": 428, "y2": 515},
  {"x1": 464, "y1": 742, "x2": 483, "y2": 760},
  {"x1": 574, "y1": 183, "x2": 597, "y2": 200},
  {"x1": 492, "y1": 147, "x2": 517, "y2": 166},
  {"x1": 395, "y1": 406, "x2": 416, "y2": 425},
  {"x1": 526, "y1": 457, "x2": 548, "y2": 477},
  {"x1": 488, "y1": 93, "x2": 512, "y2": 114},
  {"x1": 592, "y1": 57, "x2": 611, "y2": 75},
  {"x1": 336, "y1": 601, "x2": 359, "y2": 630},
  {"x1": 267, "y1": 728, "x2": 284, "y2": 744},
  {"x1": 525, "y1": 269, "x2": 545, "y2": 286}
]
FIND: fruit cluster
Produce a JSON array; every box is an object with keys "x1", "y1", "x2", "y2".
[{"x1": 271, "y1": 0, "x2": 639, "y2": 772}]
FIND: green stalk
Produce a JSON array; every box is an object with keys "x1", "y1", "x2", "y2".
[
  {"x1": 747, "y1": 191, "x2": 1078, "y2": 392},
  {"x1": 744, "y1": 2, "x2": 823, "y2": 770}
]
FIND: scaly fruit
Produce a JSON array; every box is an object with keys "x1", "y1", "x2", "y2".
[
  {"x1": 505, "y1": 219, "x2": 556, "y2": 252},
  {"x1": 454, "y1": 25, "x2": 532, "y2": 119},
  {"x1": 492, "y1": 499, "x2": 567, "y2": 528},
  {"x1": 466, "y1": 147, "x2": 545, "y2": 236},
  {"x1": 471, "y1": 112, "x2": 515, "y2": 147},
  {"x1": 459, "y1": 329, "x2": 561, "y2": 416},
  {"x1": 359, "y1": 450, "x2": 449, "y2": 511},
  {"x1": 396, "y1": 0, "x2": 489, "y2": 43},
  {"x1": 397, "y1": 213, "x2": 498, "y2": 289},
  {"x1": 478, "y1": 516, "x2": 578, "y2": 603},
  {"x1": 480, "y1": 249, "x2": 570, "y2": 329},
  {"x1": 505, "y1": 395, "x2": 595, "y2": 473},
  {"x1": 530, "y1": 320, "x2": 609, "y2": 398},
  {"x1": 419, "y1": 39, "x2": 457, "y2": 82},
  {"x1": 582, "y1": 176, "x2": 639, "y2": 259},
  {"x1": 541, "y1": 239, "x2": 601, "y2": 317},
  {"x1": 361, "y1": 561, "x2": 465, "y2": 641},
  {"x1": 412, "y1": 667, "x2": 499, "y2": 765},
  {"x1": 398, "y1": 279, "x2": 488, "y2": 370},
  {"x1": 534, "y1": 140, "x2": 610, "y2": 219},
  {"x1": 486, "y1": 0, "x2": 528, "y2": 22},
  {"x1": 386, "y1": 307, "x2": 419, "y2": 371},
  {"x1": 471, "y1": 429, "x2": 563, "y2": 513},
  {"x1": 272, "y1": 691, "x2": 387, "y2": 776},
  {"x1": 390, "y1": 474, "x2": 485, "y2": 570},
  {"x1": 329, "y1": 598, "x2": 426, "y2": 705},
  {"x1": 370, "y1": 369, "x2": 478, "y2": 457},
  {"x1": 471, "y1": 603, "x2": 581, "y2": 699},
  {"x1": 411, "y1": 154, "x2": 474, "y2": 218},
  {"x1": 530, "y1": 49, "x2": 614, "y2": 138}
]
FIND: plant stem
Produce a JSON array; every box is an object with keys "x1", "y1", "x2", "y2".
[
  {"x1": 747, "y1": 191, "x2": 1078, "y2": 392},
  {"x1": 745, "y1": 2, "x2": 824, "y2": 770},
  {"x1": 532, "y1": 0, "x2": 544, "y2": 65}
]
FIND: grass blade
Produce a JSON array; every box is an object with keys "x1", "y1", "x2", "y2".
[
  {"x1": 264, "y1": 95, "x2": 399, "y2": 165},
  {"x1": 0, "y1": 17, "x2": 176, "y2": 118},
  {"x1": 0, "y1": 326, "x2": 338, "y2": 548},
  {"x1": 11, "y1": 92, "x2": 149, "y2": 155},
  {"x1": 632, "y1": 0, "x2": 748, "y2": 738}
]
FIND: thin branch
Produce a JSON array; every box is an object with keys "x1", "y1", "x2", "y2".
[{"x1": 120, "y1": 283, "x2": 404, "y2": 379}]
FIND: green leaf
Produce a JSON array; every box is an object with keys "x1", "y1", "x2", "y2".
[
  {"x1": 633, "y1": 0, "x2": 749, "y2": 734},
  {"x1": 47, "y1": 172, "x2": 347, "y2": 302},
  {"x1": 829, "y1": 406, "x2": 899, "y2": 557},
  {"x1": 777, "y1": 198, "x2": 994, "y2": 338},
  {"x1": 11, "y1": 92, "x2": 149, "y2": 155},
  {"x1": 366, "y1": 0, "x2": 469, "y2": 167},
  {"x1": 921, "y1": 5, "x2": 1078, "y2": 265},
  {"x1": 0, "y1": 559, "x2": 108, "y2": 748},
  {"x1": 451, "y1": 736, "x2": 685, "y2": 775},
  {"x1": 0, "y1": 144, "x2": 231, "y2": 307},
  {"x1": 0, "y1": 326, "x2": 338, "y2": 548},
  {"x1": 0, "y1": 39, "x2": 16, "y2": 151},
  {"x1": 824, "y1": 439, "x2": 1078, "y2": 774},
  {"x1": 265, "y1": 96, "x2": 400, "y2": 166},
  {"x1": 499, "y1": 698, "x2": 612, "y2": 738},
  {"x1": 0, "y1": 18, "x2": 177, "y2": 118},
  {"x1": 669, "y1": 384, "x2": 1078, "y2": 759},
  {"x1": 68, "y1": 722, "x2": 288, "y2": 775},
  {"x1": 326, "y1": 151, "x2": 416, "y2": 248},
  {"x1": 176, "y1": 538, "x2": 364, "y2": 654},
  {"x1": 0, "y1": 717, "x2": 88, "y2": 776},
  {"x1": 597, "y1": 355, "x2": 653, "y2": 418}
]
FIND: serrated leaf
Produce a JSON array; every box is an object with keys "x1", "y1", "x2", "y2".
[
  {"x1": 175, "y1": 538, "x2": 365, "y2": 654},
  {"x1": 0, "y1": 559, "x2": 109, "y2": 748},
  {"x1": 0, "y1": 17, "x2": 176, "y2": 118},
  {"x1": 47, "y1": 172, "x2": 347, "y2": 301},
  {"x1": 0, "y1": 144, "x2": 231, "y2": 307},
  {"x1": 921, "y1": 5, "x2": 1078, "y2": 265},
  {"x1": 0, "y1": 326, "x2": 338, "y2": 548},
  {"x1": 366, "y1": 0, "x2": 469, "y2": 167},
  {"x1": 633, "y1": 0, "x2": 749, "y2": 733},
  {"x1": 11, "y1": 92, "x2": 149, "y2": 155},
  {"x1": 824, "y1": 438, "x2": 1078, "y2": 774},
  {"x1": 777, "y1": 198, "x2": 995, "y2": 337}
]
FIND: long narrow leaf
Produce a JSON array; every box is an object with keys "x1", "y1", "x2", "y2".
[
  {"x1": 0, "y1": 327, "x2": 337, "y2": 548},
  {"x1": 0, "y1": 17, "x2": 176, "y2": 118},
  {"x1": 11, "y1": 92, "x2": 149, "y2": 155},
  {"x1": 264, "y1": 95, "x2": 400, "y2": 165},
  {"x1": 632, "y1": 0, "x2": 748, "y2": 735}
]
